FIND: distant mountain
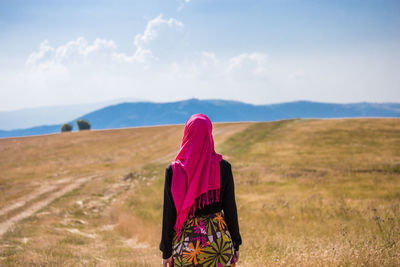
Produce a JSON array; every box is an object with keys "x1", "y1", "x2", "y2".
[
  {"x1": 0, "y1": 97, "x2": 145, "y2": 130},
  {"x1": 1, "y1": 99, "x2": 399, "y2": 138}
]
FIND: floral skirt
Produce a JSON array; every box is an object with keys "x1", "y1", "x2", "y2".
[{"x1": 172, "y1": 211, "x2": 237, "y2": 267}]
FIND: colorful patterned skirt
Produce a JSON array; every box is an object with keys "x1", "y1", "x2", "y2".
[{"x1": 172, "y1": 211, "x2": 237, "y2": 266}]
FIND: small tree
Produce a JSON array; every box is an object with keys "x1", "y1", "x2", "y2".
[
  {"x1": 60, "y1": 123, "x2": 73, "y2": 132},
  {"x1": 76, "y1": 119, "x2": 91, "y2": 131}
]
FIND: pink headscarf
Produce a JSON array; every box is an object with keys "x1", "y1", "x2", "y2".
[{"x1": 171, "y1": 114, "x2": 223, "y2": 239}]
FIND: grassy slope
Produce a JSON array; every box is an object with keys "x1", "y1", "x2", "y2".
[
  {"x1": 0, "y1": 119, "x2": 399, "y2": 266},
  {"x1": 218, "y1": 118, "x2": 400, "y2": 266},
  {"x1": 0, "y1": 122, "x2": 251, "y2": 265}
]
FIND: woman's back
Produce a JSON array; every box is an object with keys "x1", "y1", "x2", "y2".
[
  {"x1": 159, "y1": 114, "x2": 242, "y2": 266},
  {"x1": 160, "y1": 159, "x2": 242, "y2": 259}
]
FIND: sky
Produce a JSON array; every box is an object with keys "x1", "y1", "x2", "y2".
[{"x1": 0, "y1": 0, "x2": 399, "y2": 111}]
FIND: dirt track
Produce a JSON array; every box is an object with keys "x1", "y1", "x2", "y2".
[{"x1": 0, "y1": 175, "x2": 96, "y2": 237}]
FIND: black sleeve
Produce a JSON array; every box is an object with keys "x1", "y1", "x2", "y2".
[
  {"x1": 159, "y1": 165, "x2": 176, "y2": 259},
  {"x1": 222, "y1": 161, "x2": 242, "y2": 251}
]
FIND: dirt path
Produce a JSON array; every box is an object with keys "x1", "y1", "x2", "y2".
[
  {"x1": 0, "y1": 177, "x2": 72, "y2": 217},
  {"x1": 0, "y1": 175, "x2": 96, "y2": 238}
]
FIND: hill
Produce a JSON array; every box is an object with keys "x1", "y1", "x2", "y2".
[
  {"x1": 0, "y1": 118, "x2": 399, "y2": 266},
  {"x1": 1, "y1": 99, "x2": 400, "y2": 138},
  {"x1": 0, "y1": 97, "x2": 145, "y2": 131}
]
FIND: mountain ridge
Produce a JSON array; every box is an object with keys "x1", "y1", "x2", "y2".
[
  {"x1": 0, "y1": 97, "x2": 145, "y2": 130},
  {"x1": 1, "y1": 98, "x2": 399, "y2": 138}
]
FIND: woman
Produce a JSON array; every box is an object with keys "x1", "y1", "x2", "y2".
[{"x1": 160, "y1": 114, "x2": 242, "y2": 266}]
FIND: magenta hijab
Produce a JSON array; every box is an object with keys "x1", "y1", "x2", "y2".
[{"x1": 171, "y1": 114, "x2": 223, "y2": 238}]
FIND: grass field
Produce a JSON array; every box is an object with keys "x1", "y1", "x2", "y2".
[{"x1": 0, "y1": 118, "x2": 399, "y2": 266}]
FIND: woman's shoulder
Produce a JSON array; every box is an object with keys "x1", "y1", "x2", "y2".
[
  {"x1": 166, "y1": 163, "x2": 172, "y2": 171},
  {"x1": 164, "y1": 164, "x2": 173, "y2": 185},
  {"x1": 219, "y1": 158, "x2": 232, "y2": 169},
  {"x1": 165, "y1": 164, "x2": 173, "y2": 178},
  {"x1": 166, "y1": 163, "x2": 174, "y2": 172},
  {"x1": 219, "y1": 159, "x2": 234, "y2": 185}
]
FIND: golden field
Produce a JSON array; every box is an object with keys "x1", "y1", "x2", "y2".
[{"x1": 0, "y1": 118, "x2": 399, "y2": 266}]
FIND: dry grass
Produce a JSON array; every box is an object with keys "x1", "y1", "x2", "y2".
[
  {"x1": 0, "y1": 125, "x2": 183, "y2": 209},
  {"x1": 0, "y1": 119, "x2": 399, "y2": 266},
  {"x1": 219, "y1": 118, "x2": 400, "y2": 266},
  {"x1": 0, "y1": 122, "x2": 250, "y2": 266}
]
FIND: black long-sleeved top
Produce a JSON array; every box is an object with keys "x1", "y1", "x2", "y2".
[{"x1": 159, "y1": 159, "x2": 242, "y2": 259}]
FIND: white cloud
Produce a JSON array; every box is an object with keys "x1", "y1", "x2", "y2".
[
  {"x1": 227, "y1": 53, "x2": 269, "y2": 76},
  {"x1": 1, "y1": 14, "x2": 187, "y2": 110},
  {"x1": 134, "y1": 14, "x2": 184, "y2": 47},
  {"x1": 201, "y1": 52, "x2": 218, "y2": 66},
  {"x1": 113, "y1": 14, "x2": 184, "y2": 67},
  {"x1": 54, "y1": 37, "x2": 116, "y2": 63},
  {"x1": 26, "y1": 37, "x2": 117, "y2": 68},
  {"x1": 178, "y1": 0, "x2": 192, "y2": 11},
  {"x1": 112, "y1": 46, "x2": 155, "y2": 66},
  {"x1": 25, "y1": 40, "x2": 54, "y2": 66},
  {"x1": 26, "y1": 15, "x2": 184, "y2": 70},
  {"x1": 162, "y1": 51, "x2": 271, "y2": 83}
]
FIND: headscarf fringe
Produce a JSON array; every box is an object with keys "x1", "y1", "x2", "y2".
[
  {"x1": 175, "y1": 188, "x2": 220, "y2": 239},
  {"x1": 189, "y1": 188, "x2": 220, "y2": 216}
]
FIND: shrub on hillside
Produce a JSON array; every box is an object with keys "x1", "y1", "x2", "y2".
[
  {"x1": 76, "y1": 119, "x2": 91, "y2": 131},
  {"x1": 60, "y1": 123, "x2": 73, "y2": 132}
]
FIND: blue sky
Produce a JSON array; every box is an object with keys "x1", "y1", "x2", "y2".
[{"x1": 1, "y1": 0, "x2": 399, "y2": 111}]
